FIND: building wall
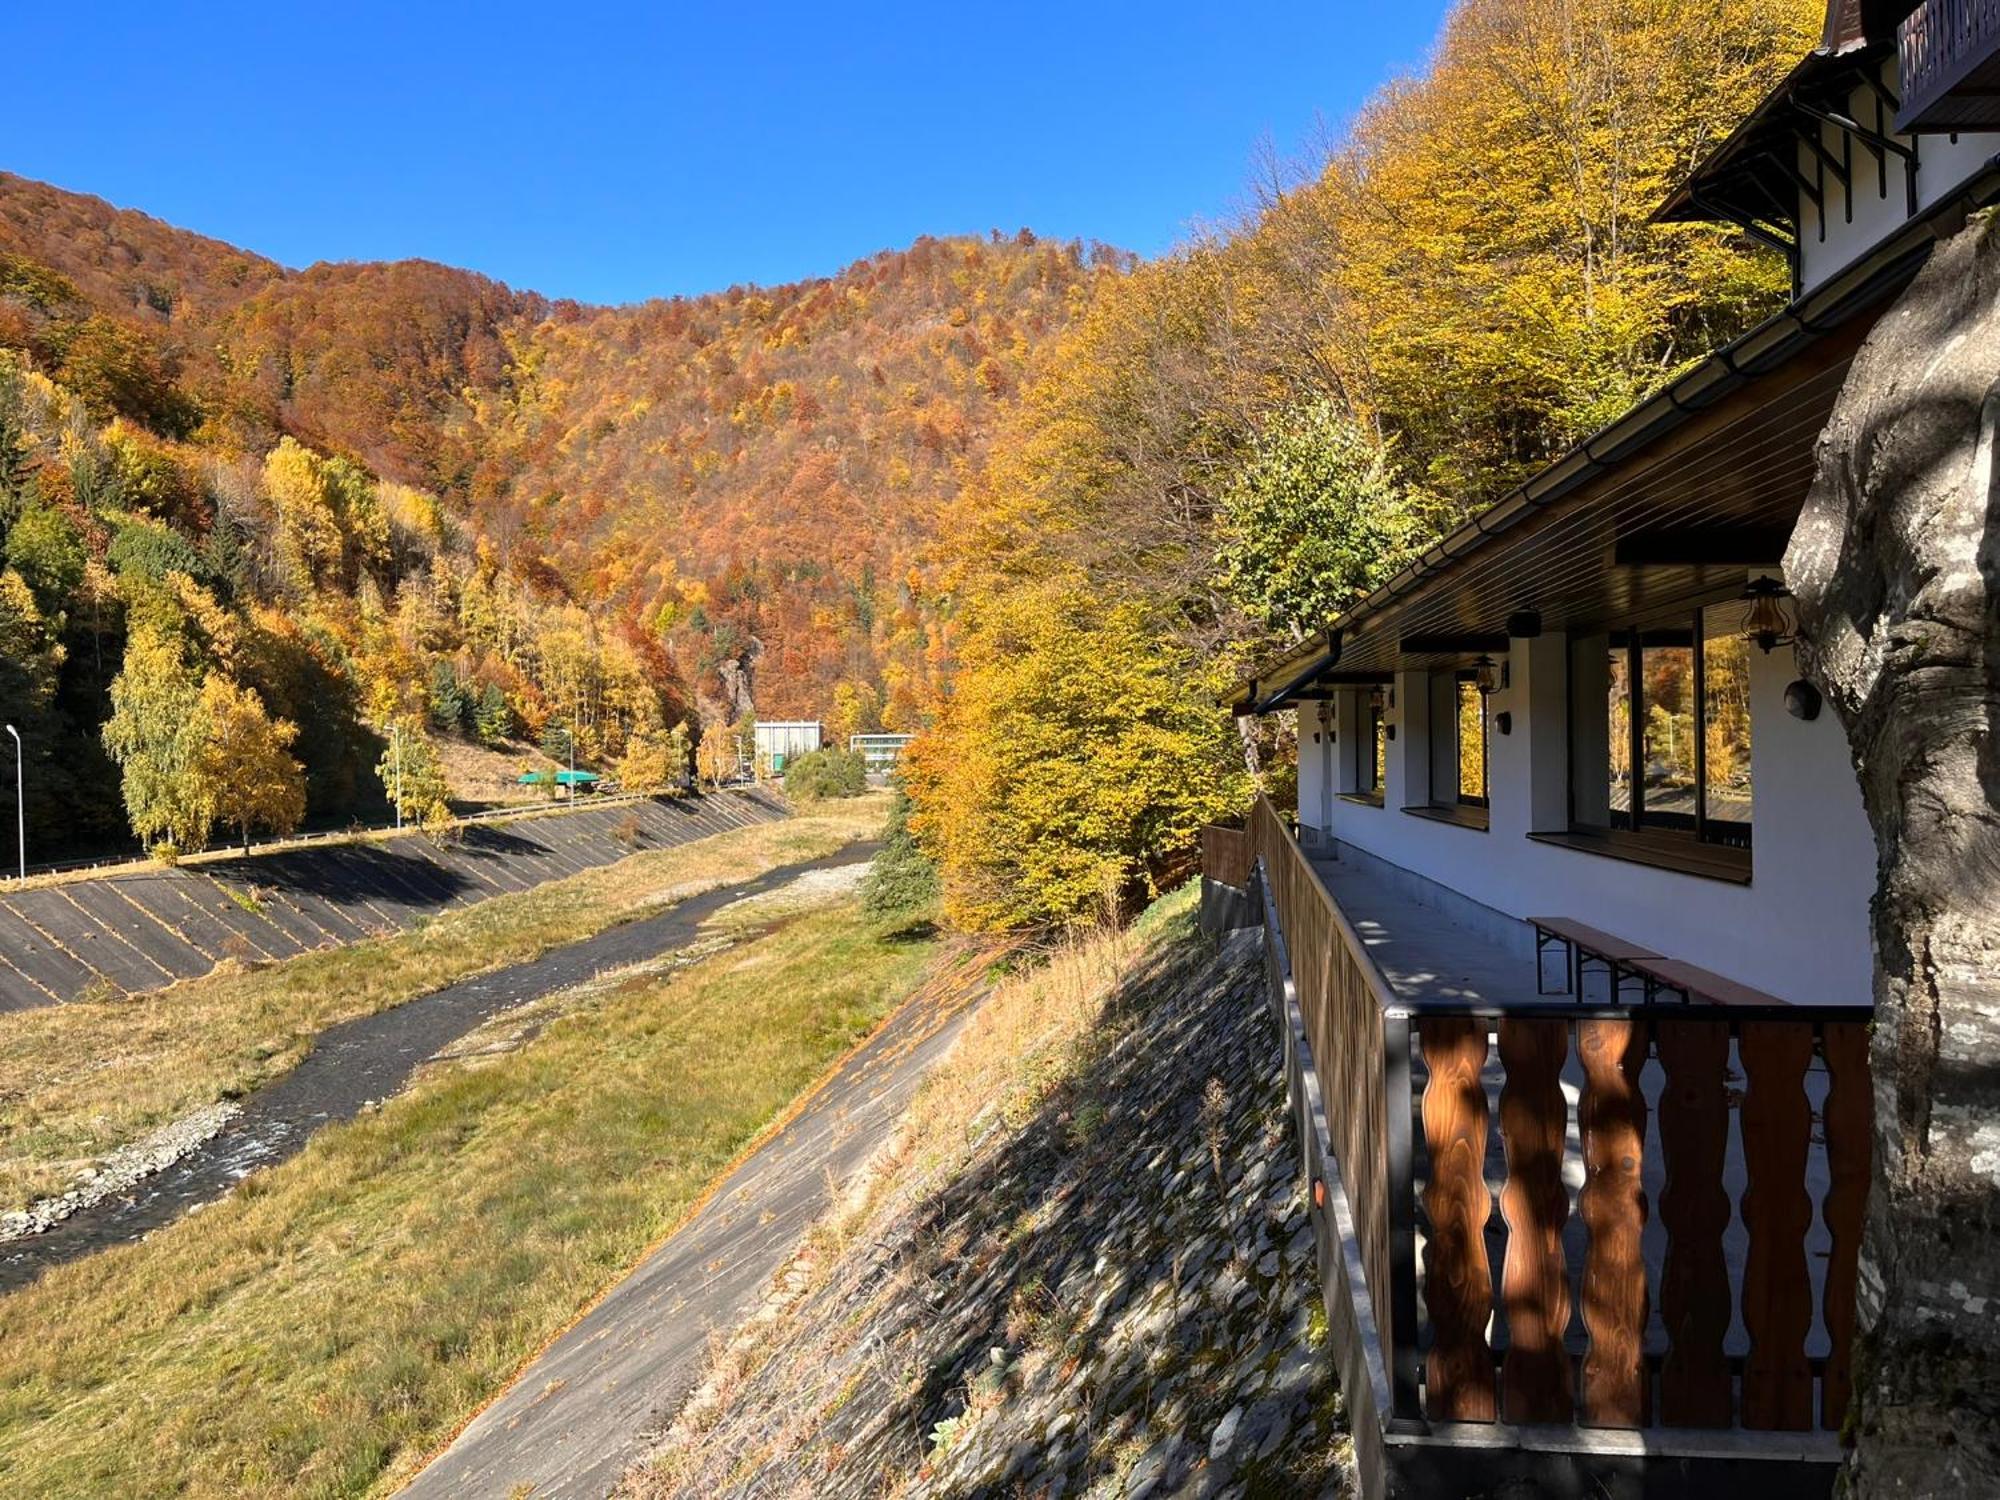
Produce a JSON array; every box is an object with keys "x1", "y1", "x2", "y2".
[
  {"x1": 1296, "y1": 702, "x2": 1334, "y2": 846},
  {"x1": 1298, "y1": 629, "x2": 1876, "y2": 1007},
  {"x1": 752, "y1": 721, "x2": 822, "y2": 762},
  {"x1": 1798, "y1": 59, "x2": 2000, "y2": 292}
]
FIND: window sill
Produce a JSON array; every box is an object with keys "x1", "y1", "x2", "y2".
[
  {"x1": 1527, "y1": 828, "x2": 1751, "y2": 885},
  {"x1": 1337, "y1": 792, "x2": 1386, "y2": 809},
  {"x1": 1402, "y1": 802, "x2": 1490, "y2": 832}
]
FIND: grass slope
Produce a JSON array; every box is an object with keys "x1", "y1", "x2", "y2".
[
  {"x1": 0, "y1": 796, "x2": 887, "y2": 1213},
  {"x1": 0, "y1": 890, "x2": 935, "y2": 1498}
]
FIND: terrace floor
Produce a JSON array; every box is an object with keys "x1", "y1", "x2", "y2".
[{"x1": 1306, "y1": 850, "x2": 1561, "y2": 1011}]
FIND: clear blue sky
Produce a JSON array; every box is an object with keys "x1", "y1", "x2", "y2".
[{"x1": 9, "y1": 2, "x2": 1449, "y2": 306}]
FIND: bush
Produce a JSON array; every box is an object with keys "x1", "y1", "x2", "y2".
[
  {"x1": 863, "y1": 790, "x2": 939, "y2": 924},
  {"x1": 782, "y1": 747, "x2": 867, "y2": 802}
]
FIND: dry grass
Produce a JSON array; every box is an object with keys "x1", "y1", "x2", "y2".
[
  {"x1": 434, "y1": 732, "x2": 560, "y2": 807},
  {"x1": 0, "y1": 796, "x2": 888, "y2": 1213},
  {"x1": 626, "y1": 885, "x2": 1200, "y2": 1495},
  {"x1": 0, "y1": 890, "x2": 935, "y2": 1500}
]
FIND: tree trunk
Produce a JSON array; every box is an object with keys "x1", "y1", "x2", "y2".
[
  {"x1": 1786, "y1": 209, "x2": 2000, "y2": 1495},
  {"x1": 1235, "y1": 712, "x2": 1263, "y2": 781}
]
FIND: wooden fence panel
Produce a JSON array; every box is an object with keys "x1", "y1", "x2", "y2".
[
  {"x1": 1579, "y1": 1018, "x2": 1650, "y2": 1428},
  {"x1": 1739, "y1": 1021, "x2": 1816, "y2": 1431},
  {"x1": 1655, "y1": 1019, "x2": 1735, "y2": 1428},
  {"x1": 1820, "y1": 1021, "x2": 1872, "y2": 1430},
  {"x1": 1421, "y1": 1016, "x2": 1497, "y2": 1421},
  {"x1": 1497, "y1": 1018, "x2": 1574, "y2": 1423},
  {"x1": 1201, "y1": 824, "x2": 1253, "y2": 889}
]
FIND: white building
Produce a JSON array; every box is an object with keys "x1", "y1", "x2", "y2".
[
  {"x1": 751, "y1": 721, "x2": 820, "y2": 778},
  {"x1": 1219, "y1": 6, "x2": 2000, "y2": 1496}
]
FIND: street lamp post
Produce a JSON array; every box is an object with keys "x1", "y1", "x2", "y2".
[{"x1": 4, "y1": 724, "x2": 21, "y2": 880}]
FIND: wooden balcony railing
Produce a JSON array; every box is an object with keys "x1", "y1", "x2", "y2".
[
  {"x1": 1249, "y1": 796, "x2": 1872, "y2": 1439},
  {"x1": 1199, "y1": 823, "x2": 1253, "y2": 889},
  {"x1": 1899, "y1": 0, "x2": 2000, "y2": 132},
  {"x1": 1251, "y1": 797, "x2": 1403, "y2": 1369}
]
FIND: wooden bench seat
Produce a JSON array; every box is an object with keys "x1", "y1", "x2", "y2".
[
  {"x1": 1525, "y1": 918, "x2": 1794, "y2": 1009},
  {"x1": 1525, "y1": 916, "x2": 1662, "y2": 999},
  {"x1": 1625, "y1": 955, "x2": 1792, "y2": 1008}
]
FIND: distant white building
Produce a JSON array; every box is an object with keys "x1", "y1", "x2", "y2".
[
  {"x1": 752, "y1": 721, "x2": 821, "y2": 777},
  {"x1": 848, "y1": 733, "x2": 914, "y2": 776}
]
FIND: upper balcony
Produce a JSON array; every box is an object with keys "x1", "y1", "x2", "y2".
[{"x1": 1898, "y1": 0, "x2": 2000, "y2": 132}]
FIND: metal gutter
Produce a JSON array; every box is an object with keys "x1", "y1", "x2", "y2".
[
  {"x1": 1243, "y1": 633, "x2": 1343, "y2": 716},
  {"x1": 1225, "y1": 155, "x2": 2000, "y2": 711}
]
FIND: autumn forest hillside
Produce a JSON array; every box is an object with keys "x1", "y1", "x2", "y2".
[{"x1": 0, "y1": 169, "x2": 1095, "y2": 858}]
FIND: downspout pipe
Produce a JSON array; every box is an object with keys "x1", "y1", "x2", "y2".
[{"x1": 1249, "y1": 632, "x2": 1343, "y2": 716}]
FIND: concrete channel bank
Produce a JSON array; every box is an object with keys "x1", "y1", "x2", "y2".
[{"x1": 0, "y1": 790, "x2": 785, "y2": 1010}]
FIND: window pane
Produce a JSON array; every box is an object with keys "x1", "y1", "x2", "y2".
[
  {"x1": 1641, "y1": 641, "x2": 1696, "y2": 828},
  {"x1": 1364, "y1": 690, "x2": 1384, "y2": 794},
  {"x1": 1607, "y1": 643, "x2": 1632, "y2": 829},
  {"x1": 1456, "y1": 678, "x2": 1486, "y2": 802},
  {"x1": 1702, "y1": 603, "x2": 1753, "y2": 841}
]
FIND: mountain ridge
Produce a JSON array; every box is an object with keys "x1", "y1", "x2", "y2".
[{"x1": 0, "y1": 169, "x2": 1103, "y2": 721}]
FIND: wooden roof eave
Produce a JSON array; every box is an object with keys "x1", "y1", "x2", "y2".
[
  {"x1": 1226, "y1": 152, "x2": 2000, "y2": 711},
  {"x1": 1654, "y1": 41, "x2": 1891, "y2": 230}
]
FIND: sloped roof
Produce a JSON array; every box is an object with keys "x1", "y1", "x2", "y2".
[{"x1": 1230, "y1": 148, "x2": 2000, "y2": 711}]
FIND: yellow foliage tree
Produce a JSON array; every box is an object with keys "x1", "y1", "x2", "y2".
[
  {"x1": 697, "y1": 721, "x2": 737, "y2": 787},
  {"x1": 619, "y1": 720, "x2": 690, "y2": 793},
  {"x1": 903, "y1": 578, "x2": 1251, "y2": 931},
  {"x1": 824, "y1": 678, "x2": 882, "y2": 747},
  {"x1": 906, "y1": 0, "x2": 1818, "y2": 930},
  {"x1": 196, "y1": 675, "x2": 306, "y2": 853}
]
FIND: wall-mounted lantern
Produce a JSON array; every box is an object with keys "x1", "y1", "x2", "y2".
[
  {"x1": 1740, "y1": 576, "x2": 1797, "y2": 654},
  {"x1": 1473, "y1": 655, "x2": 1499, "y2": 695},
  {"x1": 1495, "y1": 711, "x2": 1513, "y2": 736},
  {"x1": 1784, "y1": 679, "x2": 1822, "y2": 721}
]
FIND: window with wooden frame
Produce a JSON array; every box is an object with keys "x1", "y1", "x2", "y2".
[
  {"x1": 1351, "y1": 687, "x2": 1386, "y2": 805},
  {"x1": 1556, "y1": 600, "x2": 1754, "y2": 879},
  {"x1": 1404, "y1": 669, "x2": 1488, "y2": 830},
  {"x1": 1454, "y1": 674, "x2": 1488, "y2": 809}
]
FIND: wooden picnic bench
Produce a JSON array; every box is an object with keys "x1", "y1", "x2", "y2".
[
  {"x1": 1528, "y1": 917, "x2": 1795, "y2": 1009},
  {"x1": 1526, "y1": 916, "x2": 1661, "y2": 1000},
  {"x1": 1625, "y1": 954, "x2": 1793, "y2": 1008}
]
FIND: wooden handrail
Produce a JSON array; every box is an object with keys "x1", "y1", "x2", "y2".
[
  {"x1": 1251, "y1": 794, "x2": 1400, "y2": 1368},
  {"x1": 1250, "y1": 793, "x2": 1873, "y2": 1439}
]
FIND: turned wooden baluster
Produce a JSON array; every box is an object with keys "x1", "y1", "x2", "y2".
[
  {"x1": 1655, "y1": 1019, "x2": 1734, "y2": 1427},
  {"x1": 1739, "y1": 1021, "x2": 1815, "y2": 1430},
  {"x1": 1422, "y1": 1017, "x2": 1496, "y2": 1421},
  {"x1": 1579, "y1": 1017, "x2": 1650, "y2": 1428},
  {"x1": 1498, "y1": 1018, "x2": 1574, "y2": 1423}
]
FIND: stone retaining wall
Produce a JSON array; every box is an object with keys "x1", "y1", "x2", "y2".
[{"x1": 629, "y1": 925, "x2": 1353, "y2": 1499}]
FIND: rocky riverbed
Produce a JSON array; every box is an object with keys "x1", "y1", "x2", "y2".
[{"x1": 625, "y1": 925, "x2": 1351, "y2": 1500}]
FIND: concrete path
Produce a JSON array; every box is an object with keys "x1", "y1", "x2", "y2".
[{"x1": 398, "y1": 946, "x2": 987, "y2": 1500}]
